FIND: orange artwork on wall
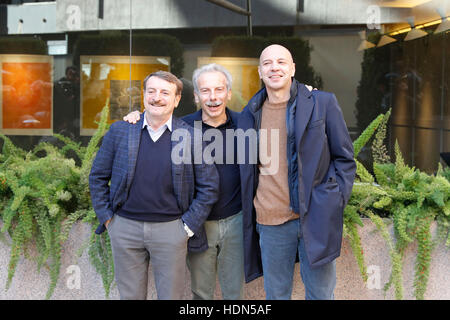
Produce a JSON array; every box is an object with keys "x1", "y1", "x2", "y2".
[
  {"x1": 1, "y1": 55, "x2": 53, "y2": 135},
  {"x1": 197, "y1": 57, "x2": 261, "y2": 112},
  {"x1": 80, "y1": 55, "x2": 170, "y2": 135}
]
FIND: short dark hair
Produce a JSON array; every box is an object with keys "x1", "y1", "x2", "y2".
[{"x1": 143, "y1": 70, "x2": 183, "y2": 96}]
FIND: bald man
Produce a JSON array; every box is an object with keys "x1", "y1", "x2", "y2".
[{"x1": 239, "y1": 44, "x2": 356, "y2": 299}]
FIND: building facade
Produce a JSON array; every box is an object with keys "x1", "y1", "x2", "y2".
[{"x1": 0, "y1": 0, "x2": 449, "y2": 172}]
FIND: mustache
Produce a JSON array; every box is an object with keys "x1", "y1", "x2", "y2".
[
  {"x1": 150, "y1": 100, "x2": 165, "y2": 107},
  {"x1": 205, "y1": 100, "x2": 223, "y2": 107}
]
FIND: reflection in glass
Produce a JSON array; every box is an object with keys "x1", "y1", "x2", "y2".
[
  {"x1": 79, "y1": 55, "x2": 170, "y2": 136},
  {"x1": 1, "y1": 55, "x2": 53, "y2": 136}
]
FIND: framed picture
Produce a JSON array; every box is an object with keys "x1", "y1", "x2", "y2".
[
  {"x1": 0, "y1": 54, "x2": 53, "y2": 135},
  {"x1": 80, "y1": 55, "x2": 170, "y2": 135},
  {"x1": 197, "y1": 57, "x2": 261, "y2": 112}
]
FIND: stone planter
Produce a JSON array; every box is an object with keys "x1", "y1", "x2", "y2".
[{"x1": 0, "y1": 219, "x2": 448, "y2": 299}]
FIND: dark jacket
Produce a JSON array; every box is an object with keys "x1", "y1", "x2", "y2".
[
  {"x1": 238, "y1": 80, "x2": 356, "y2": 282},
  {"x1": 181, "y1": 108, "x2": 242, "y2": 221},
  {"x1": 181, "y1": 107, "x2": 240, "y2": 131},
  {"x1": 89, "y1": 115, "x2": 220, "y2": 252}
]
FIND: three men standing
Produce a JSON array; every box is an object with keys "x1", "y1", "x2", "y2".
[{"x1": 90, "y1": 44, "x2": 356, "y2": 300}]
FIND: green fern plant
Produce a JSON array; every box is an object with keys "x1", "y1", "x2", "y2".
[
  {"x1": 347, "y1": 108, "x2": 450, "y2": 300},
  {"x1": 344, "y1": 110, "x2": 387, "y2": 288},
  {"x1": 1, "y1": 103, "x2": 448, "y2": 300},
  {"x1": 0, "y1": 100, "x2": 112, "y2": 299},
  {"x1": 365, "y1": 210, "x2": 403, "y2": 300}
]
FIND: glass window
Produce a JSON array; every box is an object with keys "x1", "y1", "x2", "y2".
[{"x1": 0, "y1": 0, "x2": 448, "y2": 173}]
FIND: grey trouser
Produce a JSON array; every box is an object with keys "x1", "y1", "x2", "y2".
[
  {"x1": 187, "y1": 211, "x2": 244, "y2": 299},
  {"x1": 107, "y1": 214, "x2": 188, "y2": 300}
]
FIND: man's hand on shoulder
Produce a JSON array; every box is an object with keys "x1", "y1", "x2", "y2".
[{"x1": 123, "y1": 111, "x2": 141, "y2": 124}]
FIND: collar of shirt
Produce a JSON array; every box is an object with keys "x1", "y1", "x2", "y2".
[
  {"x1": 142, "y1": 112, "x2": 173, "y2": 142},
  {"x1": 201, "y1": 108, "x2": 234, "y2": 130}
]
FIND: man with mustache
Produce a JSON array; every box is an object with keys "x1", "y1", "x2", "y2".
[
  {"x1": 89, "y1": 71, "x2": 219, "y2": 299},
  {"x1": 239, "y1": 44, "x2": 356, "y2": 299},
  {"x1": 124, "y1": 64, "x2": 244, "y2": 300}
]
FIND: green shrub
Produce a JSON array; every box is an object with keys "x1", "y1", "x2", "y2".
[
  {"x1": 0, "y1": 100, "x2": 112, "y2": 299},
  {"x1": 346, "y1": 108, "x2": 450, "y2": 300},
  {"x1": 0, "y1": 103, "x2": 448, "y2": 300},
  {"x1": 354, "y1": 34, "x2": 389, "y2": 136},
  {"x1": 0, "y1": 36, "x2": 47, "y2": 54},
  {"x1": 72, "y1": 32, "x2": 184, "y2": 77}
]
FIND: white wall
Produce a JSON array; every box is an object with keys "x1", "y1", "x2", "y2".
[{"x1": 7, "y1": 2, "x2": 56, "y2": 35}]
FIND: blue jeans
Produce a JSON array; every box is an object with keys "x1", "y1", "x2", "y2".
[
  {"x1": 187, "y1": 211, "x2": 244, "y2": 299},
  {"x1": 256, "y1": 219, "x2": 336, "y2": 300}
]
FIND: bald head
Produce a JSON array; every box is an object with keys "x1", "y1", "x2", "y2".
[
  {"x1": 258, "y1": 44, "x2": 296, "y2": 92},
  {"x1": 259, "y1": 44, "x2": 294, "y2": 65}
]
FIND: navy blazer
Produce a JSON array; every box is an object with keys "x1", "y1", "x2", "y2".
[
  {"x1": 89, "y1": 115, "x2": 220, "y2": 252},
  {"x1": 239, "y1": 81, "x2": 356, "y2": 282}
]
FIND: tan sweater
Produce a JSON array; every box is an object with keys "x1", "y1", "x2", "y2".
[{"x1": 253, "y1": 98, "x2": 299, "y2": 225}]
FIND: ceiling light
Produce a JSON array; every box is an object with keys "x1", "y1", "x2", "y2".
[
  {"x1": 358, "y1": 40, "x2": 376, "y2": 51},
  {"x1": 357, "y1": 30, "x2": 376, "y2": 51},
  {"x1": 434, "y1": 17, "x2": 450, "y2": 33},
  {"x1": 377, "y1": 35, "x2": 397, "y2": 47},
  {"x1": 404, "y1": 28, "x2": 428, "y2": 40},
  {"x1": 433, "y1": 6, "x2": 450, "y2": 35},
  {"x1": 389, "y1": 27, "x2": 411, "y2": 36},
  {"x1": 423, "y1": 19, "x2": 441, "y2": 28},
  {"x1": 404, "y1": 16, "x2": 428, "y2": 41}
]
